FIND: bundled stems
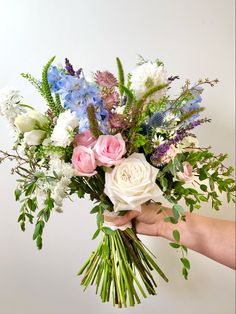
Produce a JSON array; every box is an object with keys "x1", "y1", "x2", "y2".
[{"x1": 78, "y1": 227, "x2": 168, "y2": 308}]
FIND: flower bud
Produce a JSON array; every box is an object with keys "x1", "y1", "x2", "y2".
[
  {"x1": 14, "y1": 115, "x2": 36, "y2": 132},
  {"x1": 28, "y1": 111, "x2": 49, "y2": 129}
]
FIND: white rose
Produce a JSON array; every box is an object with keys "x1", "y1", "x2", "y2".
[
  {"x1": 28, "y1": 111, "x2": 49, "y2": 129},
  {"x1": 51, "y1": 110, "x2": 79, "y2": 147},
  {"x1": 14, "y1": 115, "x2": 36, "y2": 132},
  {"x1": 24, "y1": 130, "x2": 46, "y2": 146},
  {"x1": 104, "y1": 153, "x2": 161, "y2": 212}
]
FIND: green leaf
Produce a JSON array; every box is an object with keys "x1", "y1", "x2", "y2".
[
  {"x1": 14, "y1": 189, "x2": 21, "y2": 201},
  {"x1": 181, "y1": 257, "x2": 191, "y2": 270},
  {"x1": 25, "y1": 182, "x2": 36, "y2": 196},
  {"x1": 77, "y1": 189, "x2": 85, "y2": 198},
  {"x1": 102, "y1": 227, "x2": 115, "y2": 236},
  {"x1": 96, "y1": 211, "x2": 103, "y2": 228},
  {"x1": 169, "y1": 242, "x2": 180, "y2": 249},
  {"x1": 182, "y1": 267, "x2": 188, "y2": 280},
  {"x1": 173, "y1": 204, "x2": 185, "y2": 213},
  {"x1": 92, "y1": 229, "x2": 100, "y2": 240},
  {"x1": 20, "y1": 221, "x2": 25, "y2": 232},
  {"x1": 164, "y1": 216, "x2": 178, "y2": 224},
  {"x1": 33, "y1": 221, "x2": 44, "y2": 240},
  {"x1": 173, "y1": 229, "x2": 180, "y2": 242},
  {"x1": 90, "y1": 205, "x2": 100, "y2": 214},
  {"x1": 199, "y1": 195, "x2": 208, "y2": 202},
  {"x1": 199, "y1": 168, "x2": 208, "y2": 181},
  {"x1": 27, "y1": 198, "x2": 37, "y2": 212},
  {"x1": 36, "y1": 236, "x2": 42, "y2": 250},
  {"x1": 200, "y1": 184, "x2": 208, "y2": 192}
]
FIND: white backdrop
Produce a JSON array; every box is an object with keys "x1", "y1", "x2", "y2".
[{"x1": 0, "y1": 0, "x2": 235, "y2": 314}]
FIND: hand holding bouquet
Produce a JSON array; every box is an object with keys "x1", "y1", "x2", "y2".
[{"x1": 0, "y1": 56, "x2": 235, "y2": 307}]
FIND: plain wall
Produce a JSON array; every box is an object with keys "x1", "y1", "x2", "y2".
[{"x1": 0, "y1": 0, "x2": 235, "y2": 313}]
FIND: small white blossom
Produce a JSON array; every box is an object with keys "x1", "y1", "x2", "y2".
[
  {"x1": 47, "y1": 158, "x2": 76, "y2": 211},
  {"x1": 0, "y1": 88, "x2": 25, "y2": 124},
  {"x1": 152, "y1": 134, "x2": 165, "y2": 147},
  {"x1": 130, "y1": 61, "x2": 168, "y2": 101},
  {"x1": 51, "y1": 110, "x2": 79, "y2": 147},
  {"x1": 24, "y1": 130, "x2": 47, "y2": 146}
]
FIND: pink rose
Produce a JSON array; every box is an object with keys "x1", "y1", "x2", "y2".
[
  {"x1": 93, "y1": 133, "x2": 126, "y2": 167},
  {"x1": 177, "y1": 161, "x2": 194, "y2": 183},
  {"x1": 160, "y1": 144, "x2": 179, "y2": 164},
  {"x1": 74, "y1": 129, "x2": 97, "y2": 147},
  {"x1": 72, "y1": 146, "x2": 97, "y2": 176}
]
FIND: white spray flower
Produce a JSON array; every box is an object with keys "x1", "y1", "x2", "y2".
[
  {"x1": 51, "y1": 110, "x2": 79, "y2": 147},
  {"x1": 130, "y1": 61, "x2": 168, "y2": 101},
  {"x1": 0, "y1": 88, "x2": 25, "y2": 124}
]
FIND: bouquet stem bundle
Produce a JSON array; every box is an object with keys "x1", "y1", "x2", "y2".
[{"x1": 78, "y1": 228, "x2": 168, "y2": 307}]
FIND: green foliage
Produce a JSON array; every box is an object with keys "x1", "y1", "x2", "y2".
[
  {"x1": 173, "y1": 229, "x2": 180, "y2": 242},
  {"x1": 119, "y1": 84, "x2": 134, "y2": 114},
  {"x1": 21, "y1": 72, "x2": 43, "y2": 96},
  {"x1": 87, "y1": 104, "x2": 102, "y2": 138},
  {"x1": 116, "y1": 57, "x2": 125, "y2": 94},
  {"x1": 41, "y1": 56, "x2": 64, "y2": 116}
]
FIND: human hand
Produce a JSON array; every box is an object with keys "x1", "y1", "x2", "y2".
[{"x1": 112, "y1": 203, "x2": 172, "y2": 237}]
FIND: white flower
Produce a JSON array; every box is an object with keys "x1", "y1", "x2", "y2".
[
  {"x1": 0, "y1": 88, "x2": 25, "y2": 124},
  {"x1": 49, "y1": 158, "x2": 75, "y2": 178},
  {"x1": 14, "y1": 115, "x2": 36, "y2": 132},
  {"x1": 24, "y1": 130, "x2": 46, "y2": 145},
  {"x1": 179, "y1": 136, "x2": 199, "y2": 152},
  {"x1": 51, "y1": 110, "x2": 79, "y2": 147},
  {"x1": 104, "y1": 153, "x2": 161, "y2": 212},
  {"x1": 152, "y1": 134, "x2": 165, "y2": 147},
  {"x1": 130, "y1": 61, "x2": 168, "y2": 101},
  {"x1": 48, "y1": 158, "x2": 75, "y2": 212},
  {"x1": 28, "y1": 111, "x2": 49, "y2": 129}
]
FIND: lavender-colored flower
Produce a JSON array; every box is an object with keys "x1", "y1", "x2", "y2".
[
  {"x1": 65, "y1": 58, "x2": 75, "y2": 76},
  {"x1": 151, "y1": 118, "x2": 211, "y2": 165}
]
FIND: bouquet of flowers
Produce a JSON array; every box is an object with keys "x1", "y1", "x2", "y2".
[{"x1": 0, "y1": 56, "x2": 235, "y2": 308}]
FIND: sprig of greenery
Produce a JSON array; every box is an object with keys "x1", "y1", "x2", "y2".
[
  {"x1": 116, "y1": 57, "x2": 125, "y2": 95},
  {"x1": 41, "y1": 56, "x2": 64, "y2": 116}
]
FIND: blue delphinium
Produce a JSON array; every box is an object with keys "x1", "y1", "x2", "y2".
[
  {"x1": 47, "y1": 66, "x2": 65, "y2": 92},
  {"x1": 47, "y1": 66, "x2": 108, "y2": 133},
  {"x1": 182, "y1": 86, "x2": 203, "y2": 122}
]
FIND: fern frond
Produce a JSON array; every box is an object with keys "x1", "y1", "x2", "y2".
[
  {"x1": 21, "y1": 73, "x2": 43, "y2": 96},
  {"x1": 116, "y1": 57, "x2": 125, "y2": 95},
  {"x1": 41, "y1": 56, "x2": 64, "y2": 116}
]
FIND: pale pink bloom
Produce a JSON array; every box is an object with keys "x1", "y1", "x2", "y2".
[
  {"x1": 160, "y1": 144, "x2": 179, "y2": 164},
  {"x1": 93, "y1": 133, "x2": 126, "y2": 167},
  {"x1": 72, "y1": 146, "x2": 97, "y2": 177},
  {"x1": 177, "y1": 161, "x2": 194, "y2": 183},
  {"x1": 74, "y1": 129, "x2": 96, "y2": 148},
  {"x1": 95, "y1": 71, "x2": 118, "y2": 88}
]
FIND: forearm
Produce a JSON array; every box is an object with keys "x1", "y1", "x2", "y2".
[{"x1": 159, "y1": 212, "x2": 236, "y2": 269}]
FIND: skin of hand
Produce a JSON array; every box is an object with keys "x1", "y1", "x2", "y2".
[{"x1": 111, "y1": 203, "x2": 236, "y2": 270}]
